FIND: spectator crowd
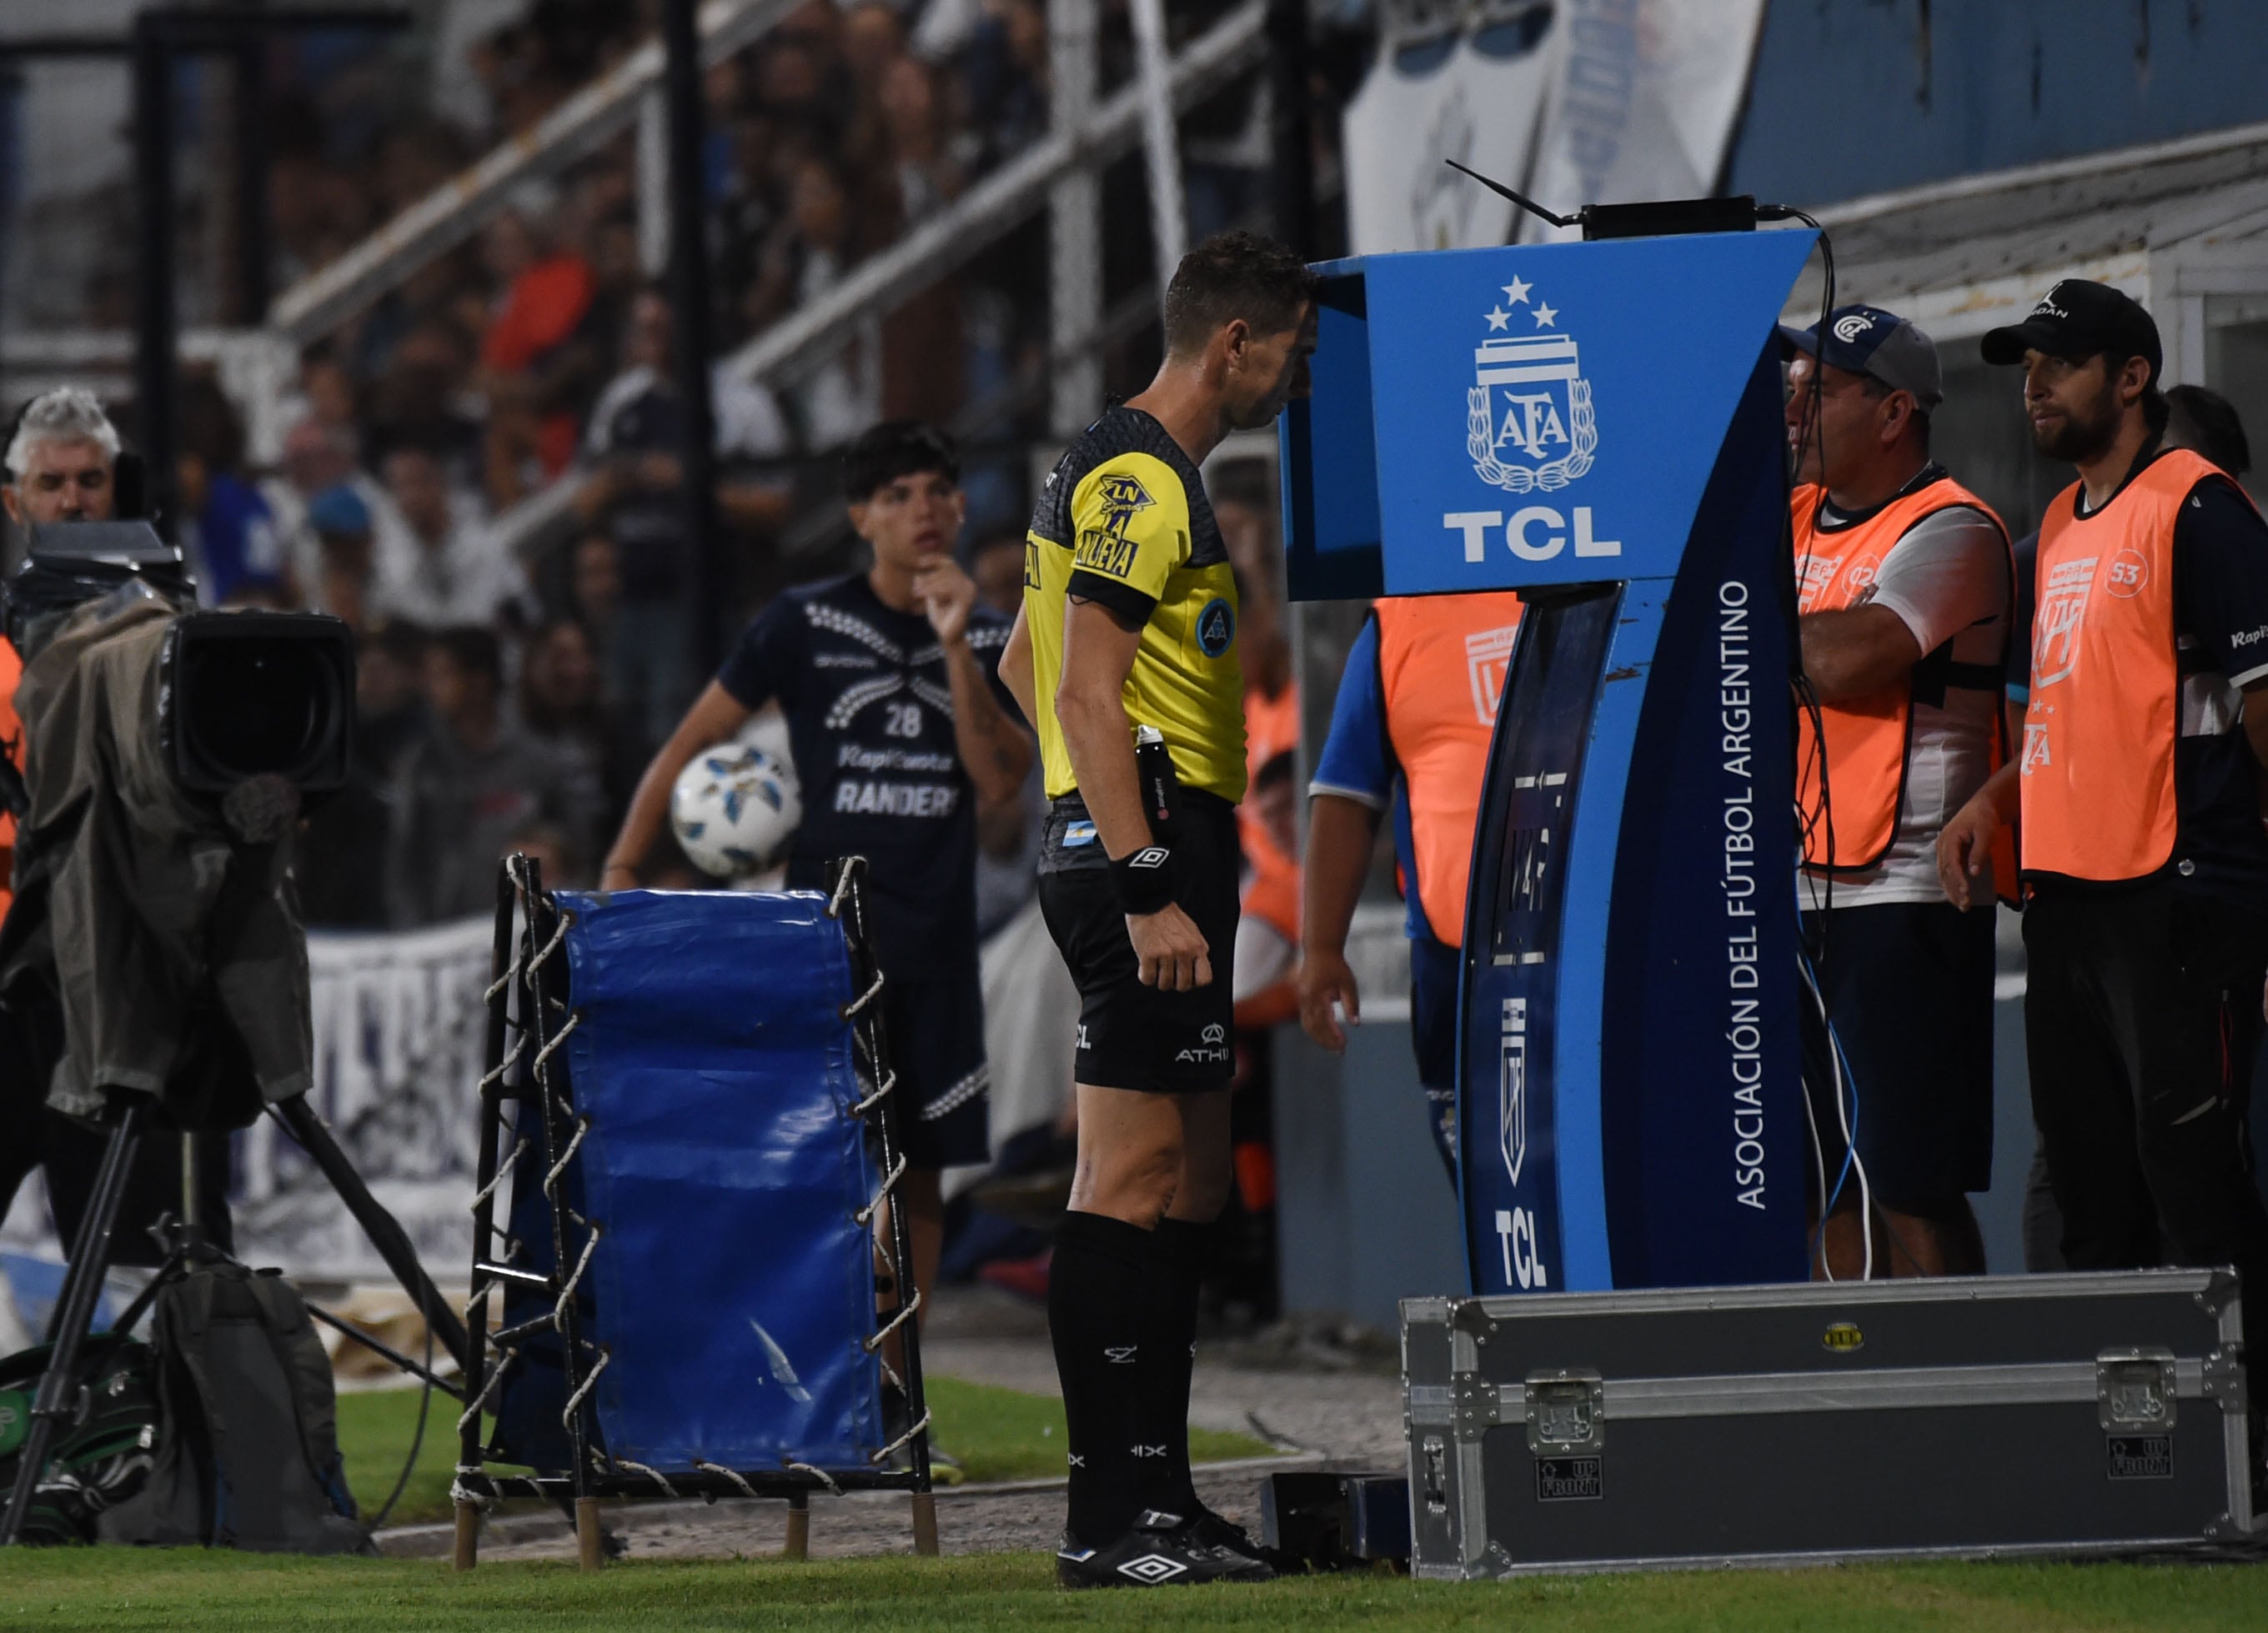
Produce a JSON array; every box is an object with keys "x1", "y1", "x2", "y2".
[{"x1": 0, "y1": 0, "x2": 1298, "y2": 937}]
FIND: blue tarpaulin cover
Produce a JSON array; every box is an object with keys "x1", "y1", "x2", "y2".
[{"x1": 498, "y1": 888, "x2": 884, "y2": 1472}]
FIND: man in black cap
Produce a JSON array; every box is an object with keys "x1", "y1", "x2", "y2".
[
  {"x1": 1940, "y1": 283, "x2": 2268, "y2": 1474},
  {"x1": 2000, "y1": 383, "x2": 2254, "y2": 1275},
  {"x1": 1781, "y1": 305, "x2": 2011, "y2": 1278}
]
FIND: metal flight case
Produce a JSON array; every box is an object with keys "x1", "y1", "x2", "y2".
[{"x1": 1402, "y1": 1271, "x2": 2260, "y2": 1576}]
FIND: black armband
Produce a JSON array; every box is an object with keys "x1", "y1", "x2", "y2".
[{"x1": 1111, "y1": 843, "x2": 1177, "y2": 916}]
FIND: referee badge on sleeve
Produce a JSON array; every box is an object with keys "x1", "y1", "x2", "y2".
[{"x1": 1196, "y1": 598, "x2": 1235, "y2": 658}]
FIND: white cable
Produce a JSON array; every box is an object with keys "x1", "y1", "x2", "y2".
[
  {"x1": 1798, "y1": 999, "x2": 1830, "y2": 1276},
  {"x1": 1836, "y1": 1019, "x2": 1874, "y2": 1281},
  {"x1": 1796, "y1": 954, "x2": 1837, "y2": 1282},
  {"x1": 1798, "y1": 949, "x2": 1876, "y2": 1280}
]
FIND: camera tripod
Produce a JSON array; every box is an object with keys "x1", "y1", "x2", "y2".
[{"x1": 0, "y1": 1092, "x2": 470, "y2": 1546}]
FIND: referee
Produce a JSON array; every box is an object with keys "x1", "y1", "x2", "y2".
[{"x1": 999, "y1": 233, "x2": 1317, "y2": 1588}]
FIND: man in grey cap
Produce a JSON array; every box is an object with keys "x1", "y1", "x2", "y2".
[{"x1": 1783, "y1": 304, "x2": 2014, "y2": 1279}]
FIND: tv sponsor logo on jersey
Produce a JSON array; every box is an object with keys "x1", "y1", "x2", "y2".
[
  {"x1": 1075, "y1": 528, "x2": 1140, "y2": 580},
  {"x1": 1096, "y1": 471, "x2": 1155, "y2": 532},
  {"x1": 1074, "y1": 470, "x2": 1158, "y2": 580}
]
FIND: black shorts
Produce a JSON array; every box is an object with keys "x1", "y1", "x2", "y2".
[
  {"x1": 884, "y1": 965, "x2": 991, "y2": 1170},
  {"x1": 1036, "y1": 789, "x2": 1240, "y2": 1094},
  {"x1": 1799, "y1": 900, "x2": 1995, "y2": 1213}
]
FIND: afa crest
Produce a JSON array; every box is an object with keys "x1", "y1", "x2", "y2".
[
  {"x1": 1468, "y1": 276, "x2": 1597, "y2": 494},
  {"x1": 1095, "y1": 472, "x2": 1156, "y2": 535}
]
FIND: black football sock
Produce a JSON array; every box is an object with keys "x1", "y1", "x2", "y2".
[
  {"x1": 1048, "y1": 1210, "x2": 1155, "y2": 1542},
  {"x1": 1148, "y1": 1215, "x2": 1211, "y2": 1515}
]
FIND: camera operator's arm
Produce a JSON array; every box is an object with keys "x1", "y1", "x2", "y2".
[{"x1": 600, "y1": 683, "x2": 753, "y2": 889}]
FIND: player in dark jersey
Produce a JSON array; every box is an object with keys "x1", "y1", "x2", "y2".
[
  {"x1": 602, "y1": 421, "x2": 1032, "y2": 1355},
  {"x1": 999, "y1": 233, "x2": 1317, "y2": 1588}
]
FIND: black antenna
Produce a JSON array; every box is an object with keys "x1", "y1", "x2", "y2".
[
  {"x1": 1445, "y1": 160, "x2": 1763, "y2": 242},
  {"x1": 1444, "y1": 159, "x2": 1576, "y2": 230}
]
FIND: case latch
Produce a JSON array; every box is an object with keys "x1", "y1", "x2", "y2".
[
  {"x1": 1419, "y1": 1434, "x2": 1449, "y2": 1515},
  {"x1": 2097, "y1": 1348, "x2": 2178, "y2": 1432},
  {"x1": 1523, "y1": 1369, "x2": 1605, "y2": 1454}
]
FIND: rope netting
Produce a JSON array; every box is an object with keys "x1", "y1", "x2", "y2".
[{"x1": 454, "y1": 854, "x2": 931, "y2": 1513}]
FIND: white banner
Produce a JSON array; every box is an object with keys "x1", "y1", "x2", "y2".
[
  {"x1": 1342, "y1": 2, "x2": 1563, "y2": 255},
  {"x1": 233, "y1": 917, "x2": 496, "y2": 1282},
  {"x1": 1518, "y1": 0, "x2": 1769, "y2": 241},
  {"x1": 1341, "y1": 0, "x2": 1769, "y2": 256},
  {"x1": 0, "y1": 916, "x2": 495, "y2": 1286}
]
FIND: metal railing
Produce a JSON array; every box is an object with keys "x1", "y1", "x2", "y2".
[
  {"x1": 267, "y1": 0, "x2": 804, "y2": 346},
  {"x1": 4, "y1": 2, "x2": 1270, "y2": 571},
  {"x1": 0, "y1": 326, "x2": 299, "y2": 463},
  {"x1": 484, "y1": 0, "x2": 1268, "y2": 564}
]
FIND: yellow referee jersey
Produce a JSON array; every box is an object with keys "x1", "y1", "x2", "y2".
[{"x1": 1024, "y1": 406, "x2": 1247, "y2": 804}]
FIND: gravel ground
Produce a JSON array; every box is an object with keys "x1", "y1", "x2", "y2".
[{"x1": 385, "y1": 1288, "x2": 1407, "y2": 1564}]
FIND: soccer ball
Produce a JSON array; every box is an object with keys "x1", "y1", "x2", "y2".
[{"x1": 670, "y1": 742, "x2": 801, "y2": 878}]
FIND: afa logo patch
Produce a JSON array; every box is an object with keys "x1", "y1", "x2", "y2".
[
  {"x1": 1468, "y1": 274, "x2": 1596, "y2": 494},
  {"x1": 1196, "y1": 597, "x2": 1235, "y2": 658},
  {"x1": 1096, "y1": 472, "x2": 1156, "y2": 536}
]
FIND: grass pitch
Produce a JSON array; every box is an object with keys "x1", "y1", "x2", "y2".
[
  {"x1": 336, "y1": 1375, "x2": 1274, "y2": 1526},
  {"x1": 2, "y1": 1548, "x2": 2265, "y2": 1631},
  {"x1": 9, "y1": 1385, "x2": 2251, "y2": 1628}
]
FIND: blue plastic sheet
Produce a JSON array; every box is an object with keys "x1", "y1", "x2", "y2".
[{"x1": 495, "y1": 888, "x2": 884, "y2": 1473}]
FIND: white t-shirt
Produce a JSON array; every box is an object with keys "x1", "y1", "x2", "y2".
[
  {"x1": 1801, "y1": 492, "x2": 2010, "y2": 910},
  {"x1": 582, "y1": 365, "x2": 793, "y2": 465},
  {"x1": 372, "y1": 489, "x2": 525, "y2": 629}
]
